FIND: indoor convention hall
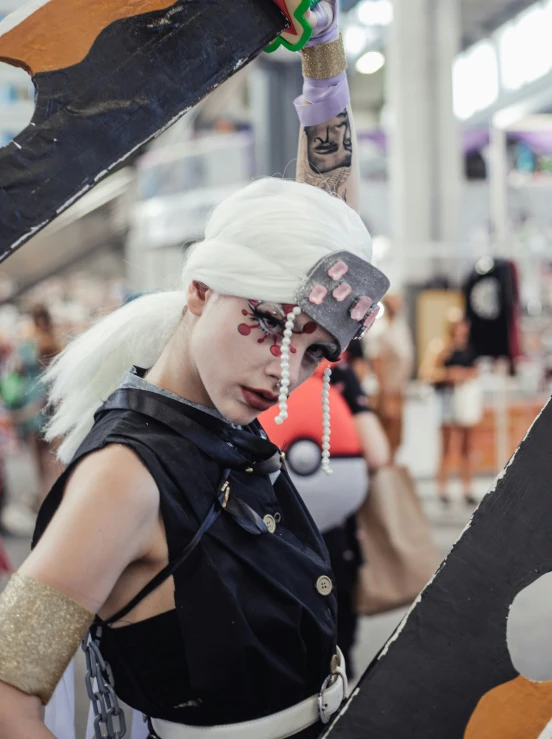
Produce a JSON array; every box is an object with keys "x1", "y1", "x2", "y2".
[{"x1": 0, "y1": 0, "x2": 552, "y2": 737}]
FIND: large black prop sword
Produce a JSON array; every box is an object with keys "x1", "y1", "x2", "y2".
[
  {"x1": 325, "y1": 399, "x2": 552, "y2": 738},
  {"x1": 0, "y1": 0, "x2": 287, "y2": 258}
]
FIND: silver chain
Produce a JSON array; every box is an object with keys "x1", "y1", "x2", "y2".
[{"x1": 82, "y1": 626, "x2": 127, "y2": 739}]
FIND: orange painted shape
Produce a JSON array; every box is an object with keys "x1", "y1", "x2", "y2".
[
  {"x1": 260, "y1": 370, "x2": 363, "y2": 457},
  {"x1": 0, "y1": 0, "x2": 178, "y2": 76},
  {"x1": 464, "y1": 676, "x2": 552, "y2": 739}
]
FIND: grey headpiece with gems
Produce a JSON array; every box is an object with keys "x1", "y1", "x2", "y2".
[
  {"x1": 296, "y1": 251, "x2": 390, "y2": 360},
  {"x1": 273, "y1": 251, "x2": 390, "y2": 476}
]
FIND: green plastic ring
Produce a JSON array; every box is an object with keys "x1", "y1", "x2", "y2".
[{"x1": 266, "y1": 0, "x2": 323, "y2": 54}]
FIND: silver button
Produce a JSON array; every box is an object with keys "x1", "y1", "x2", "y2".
[
  {"x1": 263, "y1": 514, "x2": 276, "y2": 534},
  {"x1": 316, "y1": 575, "x2": 333, "y2": 596}
]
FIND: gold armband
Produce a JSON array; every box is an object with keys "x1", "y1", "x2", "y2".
[
  {"x1": 302, "y1": 34, "x2": 348, "y2": 80},
  {"x1": 0, "y1": 573, "x2": 94, "y2": 704}
]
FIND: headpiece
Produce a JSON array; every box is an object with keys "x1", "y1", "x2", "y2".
[
  {"x1": 297, "y1": 251, "x2": 390, "y2": 360},
  {"x1": 274, "y1": 251, "x2": 390, "y2": 476}
]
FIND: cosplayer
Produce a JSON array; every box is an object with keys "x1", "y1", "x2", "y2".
[{"x1": 0, "y1": 2, "x2": 389, "y2": 738}]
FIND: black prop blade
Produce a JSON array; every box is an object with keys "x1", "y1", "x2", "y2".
[
  {"x1": 0, "y1": 0, "x2": 285, "y2": 258},
  {"x1": 325, "y1": 401, "x2": 551, "y2": 737}
]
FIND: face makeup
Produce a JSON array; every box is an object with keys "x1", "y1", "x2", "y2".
[{"x1": 189, "y1": 295, "x2": 337, "y2": 427}]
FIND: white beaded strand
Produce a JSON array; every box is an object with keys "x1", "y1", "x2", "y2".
[
  {"x1": 274, "y1": 306, "x2": 302, "y2": 425},
  {"x1": 321, "y1": 366, "x2": 333, "y2": 476}
]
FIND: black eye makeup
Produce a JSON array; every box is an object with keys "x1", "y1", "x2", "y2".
[
  {"x1": 249, "y1": 303, "x2": 286, "y2": 336},
  {"x1": 306, "y1": 342, "x2": 339, "y2": 363}
]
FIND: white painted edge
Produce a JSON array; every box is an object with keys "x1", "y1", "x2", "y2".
[
  {"x1": 56, "y1": 183, "x2": 91, "y2": 214},
  {"x1": 538, "y1": 717, "x2": 552, "y2": 739},
  {"x1": 0, "y1": 0, "x2": 52, "y2": 39},
  {"x1": 9, "y1": 218, "x2": 47, "y2": 251},
  {"x1": 321, "y1": 687, "x2": 361, "y2": 739}
]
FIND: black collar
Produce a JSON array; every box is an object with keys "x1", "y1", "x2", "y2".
[{"x1": 98, "y1": 388, "x2": 282, "y2": 476}]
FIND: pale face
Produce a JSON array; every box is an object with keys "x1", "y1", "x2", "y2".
[{"x1": 188, "y1": 291, "x2": 338, "y2": 426}]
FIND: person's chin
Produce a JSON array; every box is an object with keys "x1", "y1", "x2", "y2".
[{"x1": 217, "y1": 399, "x2": 259, "y2": 427}]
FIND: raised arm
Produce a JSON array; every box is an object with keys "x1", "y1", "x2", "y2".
[{"x1": 295, "y1": 1, "x2": 359, "y2": 211}]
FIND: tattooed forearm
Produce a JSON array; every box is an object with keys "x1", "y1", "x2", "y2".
[{"x1": 297, "y1": 107, "x2": 359, "y2": 210}]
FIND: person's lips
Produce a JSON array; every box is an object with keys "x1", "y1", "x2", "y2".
[{"x1": 241, "y1": 386, "x2": 279, "y2": 412}]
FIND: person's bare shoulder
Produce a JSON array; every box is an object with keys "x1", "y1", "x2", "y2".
[
  {"x1": 64, "y1": 444, "x2": 159, "y2": 522},
  {"x1": 20, "y1": 443, "x2": 160, "y2": 613}
]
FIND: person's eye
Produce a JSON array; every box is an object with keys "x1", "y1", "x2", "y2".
[
  {"x1": 306, "y1": 345, "x2": 328, "y2": 362},
  {"x1": 251, "y1": 308, "x2": 284, "y2": 335}
]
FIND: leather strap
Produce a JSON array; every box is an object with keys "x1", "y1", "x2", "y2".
[
  {"x1": 101, "y1": 388, "x2": 282, "y2": 474},
  {"x1": 102, "y1": 465, "x2": 269, "y2": 626}
]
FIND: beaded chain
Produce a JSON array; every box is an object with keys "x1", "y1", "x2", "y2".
[{"x1": 274, "y1": 306, "x2": 333, "y2": 475}]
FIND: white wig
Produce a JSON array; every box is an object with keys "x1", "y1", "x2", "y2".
[{"x1": 46, "y1": 178, "x2": 372, "y2": 462}]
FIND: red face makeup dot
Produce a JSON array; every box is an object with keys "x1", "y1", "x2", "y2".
[
  {"x1": 282, "y1": 303, "x2": 299, "y2": 316},
  {"x1": 238, "y1": 324, "x2": 252, "y2": 336},
  {"x1": 302, "y1": 322, "x2": 317, "y2": 335},
  {"x1": 271, "y1": 345, "x2": 282, "y2": 358}
]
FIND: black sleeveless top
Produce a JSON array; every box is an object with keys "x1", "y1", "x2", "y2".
[
  {"x1": 444, "y1": 346, "x2": 477, "y2": 369},
  {"x1": 33, "y1": 387, "x2": 337, "y2": 729}
]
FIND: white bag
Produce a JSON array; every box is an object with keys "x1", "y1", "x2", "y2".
[{"x1": 453, "y1": 379, "x2": 483, "y2": 427}]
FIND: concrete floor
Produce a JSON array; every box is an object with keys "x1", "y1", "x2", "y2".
[{"x1": 0, "y1": 448, "x2": 500, "y2": 735}]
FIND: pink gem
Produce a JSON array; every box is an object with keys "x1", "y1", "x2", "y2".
[
  {"x1": 333, "y1": 283, "x2": 353, "y2": 302},
  {"x1": 328, "y1": 260, "x2": 349, "y2": 281},
  {"x1": 309, "y1": 285, "x2": 328, "y2": 305},
  {"x1": 350, "y1": 296, "x2": 373, "y2": 321},
  {"x1": 363, "y1": 305, "x2": 380, "y2": 330}
]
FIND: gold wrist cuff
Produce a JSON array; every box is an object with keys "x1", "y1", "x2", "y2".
[
  {"x1": 302, "y1": 34, "x2": 348, "y2": 80},
  {"x1": 0, "y1": 573, "x2": 94, "y2": 704}
]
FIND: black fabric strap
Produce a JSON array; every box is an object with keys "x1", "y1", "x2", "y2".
[
  {"x1": 101, "y1": 388, "x2": 282, "y2": 474},
  {"x1": 102, "y1": 469, "x2": 231, "y2": 626},
  {"x1": 102, "y1": 466, "x2": 269, "y2": 626}
]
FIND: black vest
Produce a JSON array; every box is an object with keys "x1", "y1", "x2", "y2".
[{"x1": 33, "y1": 388, "x2": 337, "y2": 725}]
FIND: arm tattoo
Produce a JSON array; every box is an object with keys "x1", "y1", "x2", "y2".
[{"x1": 298, "y1": 108, "x2": 352, "y2": 201}]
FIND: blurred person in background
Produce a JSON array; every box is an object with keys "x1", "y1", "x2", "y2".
[
  {"x1": 7, "y1": 305, "x2": 62, "y2": 506},
  {"x1": 420, "y1": 309, "x2": 481, "y2": 506},
  {"x1": 363, "y1": 293, "x2": 414, "y2": 461},
  {"x1": 262, "y1": 358, "x2": 390, "y2": 677}
]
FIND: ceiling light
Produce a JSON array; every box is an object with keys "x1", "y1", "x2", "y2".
[
  {"x1": 355, "y1": 51, "x2": 385, "y2": 75},
  {"x1": 356, "y1": 0, "x2": 393, "y2": 27},
  {"x1": 344, "y1": 25, "x2": 367, "y2": 56}
]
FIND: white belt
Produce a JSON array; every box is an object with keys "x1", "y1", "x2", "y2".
[{"x1": 151, "y1": 648, "x2": 347, "y2": 739}]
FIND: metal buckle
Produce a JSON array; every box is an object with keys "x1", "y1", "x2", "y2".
[
  {"x1": 317, "y1": 674, "x2": 334, "y2": 724},
  {"x1": 318, "y1": 649, "x2": 348, "y2": 725},
  {"x1": 318, "y1": 670, "x2": 346, "y2": 724}
]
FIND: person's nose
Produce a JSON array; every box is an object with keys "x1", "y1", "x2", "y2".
[{"x1": 266, "y1": 349, "x2": 302, "y2": 391}]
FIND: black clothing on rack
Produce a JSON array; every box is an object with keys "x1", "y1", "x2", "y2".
[
  {"x1": 464, "y1": 258, "x2": 517, "y2": 360},
  {"x1": 33, "y1": 386, "x2": 337, "y2": 736}
]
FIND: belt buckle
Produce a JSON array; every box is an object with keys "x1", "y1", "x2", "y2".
[
  {"x1": 318, "y1": 651, "x2": 348, "y2": 724},
  {"x1": 318, "y1": 674, "x2": 335, "y2": 724}
]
